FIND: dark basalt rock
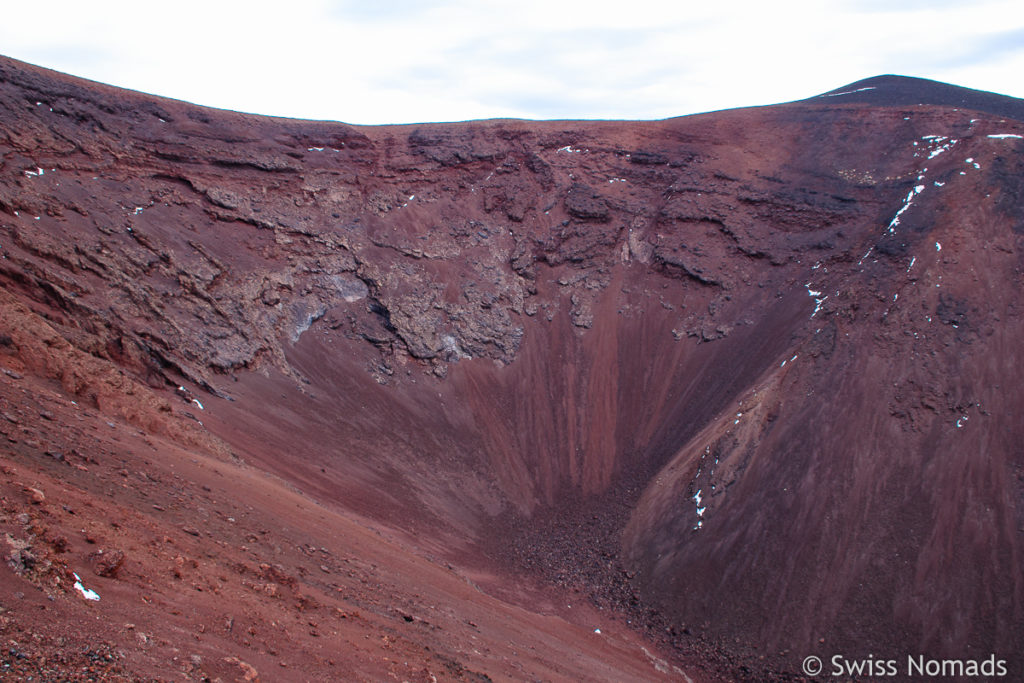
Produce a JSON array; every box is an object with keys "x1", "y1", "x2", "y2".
[{"x1": 564, "y1": 182, "x2": 610, "y2": 221}]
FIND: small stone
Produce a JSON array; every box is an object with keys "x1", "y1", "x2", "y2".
[
  {"x1": 27, "y1": 487, "x2": 45, "y2": 504},
  {"x1": 182, "y1": 526, "x2": 200, "y2": 536},
  {"x1": 89, "y1": 548, "x2": 126, "y2": 577}
]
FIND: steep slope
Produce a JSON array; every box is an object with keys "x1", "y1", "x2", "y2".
[{"x1": 2, "y1": 55, "x2": 1022, "y2": 680}]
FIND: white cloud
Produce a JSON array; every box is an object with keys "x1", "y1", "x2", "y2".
[{"x1": 1, "y1": 0, "x2": 1021, "y2": 124}]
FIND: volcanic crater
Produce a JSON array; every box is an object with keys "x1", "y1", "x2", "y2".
[{"x1": 1, "y1": 59, "x2": 1022, "y2": 681}]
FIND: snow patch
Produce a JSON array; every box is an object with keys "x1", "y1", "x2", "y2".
[
  {"x1": 806, "y1": 284, "x2": 827, "y2": 317},
  {"x1": 73, "y1": 573, "x2": 100, "y2": 601},
  {"x1": 820, "y1": 86, "x2": 876, "y2": 98},
  {"x1": 692, "y1": 489, "x2": 705, "y2": 530},
  {"x1": 886, "y1": 185, "x2": 925, "y2": 232},
  {"x1": 882, "y1": 136, "x2": 958, "y2": 236},
  {"x1": 987, "y1": 133, "x2": 1023, "y2": 139}
]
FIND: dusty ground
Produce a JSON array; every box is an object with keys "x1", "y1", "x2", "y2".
[{"x1": 1, "y1": 363, "x2": 715, "y2": 681}]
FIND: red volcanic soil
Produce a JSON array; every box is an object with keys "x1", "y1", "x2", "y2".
[{"x1": 2, "y1": 56, "x2": 1023, "y2": 681}]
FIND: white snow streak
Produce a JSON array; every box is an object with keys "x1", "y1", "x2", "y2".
[
  {"x1": 806, "y1": 284, "x2": 827, "y2": 317},
  {"x1": 887, "y1": 185, "x2": 926, "y2": 232},
  {"x1": 692, "y1": 489, "x2": 704, "y2": 530},
  {"x1": 820, "y1": 86, "x2": 876, "y2": 98},
  {"x1": 73, "y1": 573, "x2": 100, "y2": 601}
]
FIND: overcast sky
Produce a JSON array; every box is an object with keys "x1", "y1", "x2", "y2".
[{"x1": 2, "y1": 1, "x2": 1023, "y2": 125}]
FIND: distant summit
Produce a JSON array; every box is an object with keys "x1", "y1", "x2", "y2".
[{"x1": 809, "y1": 74, "x2": 1024, "y2": 120}]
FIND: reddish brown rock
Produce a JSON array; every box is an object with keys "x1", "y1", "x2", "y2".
[{"x1": 88, "y1": 548, "x2": 125, "y2": 578}]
